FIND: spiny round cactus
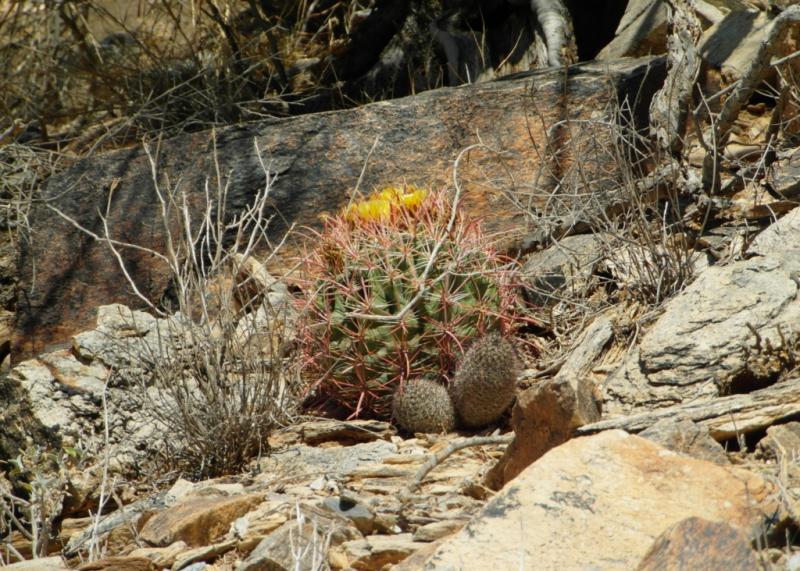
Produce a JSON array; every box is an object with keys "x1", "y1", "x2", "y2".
[
  {"x1": 296, "y1": 184, "x2": 525, "y2": 420},
  {"x1": 392, "y1": 378, "x2": 456, "y2": 434},
  {"x1": 450, "y1": 333, "x2": 521, "y2": 429}
]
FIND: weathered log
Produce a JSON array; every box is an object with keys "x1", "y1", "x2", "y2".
[
  {"x1": 579, "y1": 376, "x2": 800, "y2": 441},
  {"x1": 15, "y1": 57, "x2": 666, "y2": 360},
  {"x1": 648, "y1": 0, "x2": 702, "y2": 156}
]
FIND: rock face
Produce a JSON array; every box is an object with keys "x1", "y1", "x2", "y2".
[
  {"x1": 16, "y1": 56, "x2": 666, "y2": 360},
  {"x1": 423, "y1": 430, "x2": 775, "y2": 571},
  {"x1": 0, "y1": 304, "x2": 191, "y2": 470}
]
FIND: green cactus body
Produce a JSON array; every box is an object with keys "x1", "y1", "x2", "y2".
[
  {"x1": 296, "y1": 186, "x2": 525, "y2": 420},
  {"x1": 392, "y1": 378, "x2": 456, "y2": 434},
  {"x1": 450, "y1": 333, "x2": 521, "y2": 429}
]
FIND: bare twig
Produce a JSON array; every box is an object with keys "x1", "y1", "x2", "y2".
[
  {"x1": 401, "y1": 433, "x2": 514, "y2": 500},
  {"x1": 88, "y1": 371, "x2": 113, "y2": 562}
]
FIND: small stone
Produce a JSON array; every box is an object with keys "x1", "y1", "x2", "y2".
[
  {"x1": 327, "y1": 546, "x2": 350, "y2": 570},
  {"x1": 165, "y1": 479, "x2": 195, "y2": 504},
  {"x1": 640, "y1": 417, "x2": 729, "y2": 464},
  {"x1": 170, "y1": 540, "x2": 236, "y2": 571},
  {"x1": 374, "y1": 513, "x2": 401, "y2": 534},
  {"x1": 230, "y1": 516, "x2": 249, "y2": 540},
  {"x1": 636, "y1": 517, "x2": 758, "y2": 571},
  {"x1": 412, "y1": 520, "x2": 465, "y2": 542},
  {"x1": 129, "y1": 541, "x2": 189, "y2": 568},
  {"x1": 758, "y1": 421, "x2": 800, "y2": 461},
  {"x1": 322, "y1": 496, "x2": 375, "y2": 535},
  {"x1": 341, "y1": 534, "x2": 427, "y2": 570}
]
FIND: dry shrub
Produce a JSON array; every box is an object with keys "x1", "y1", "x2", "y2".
[
  {"x1": 51, "y1": 136, "x2": 297, "y2": 479},
  {"x1": 0, "y1": 0, "x2": 370, "y2": 150},
  {"x1": 518, "y1": 89, "x2": 699, "y2": 365}
]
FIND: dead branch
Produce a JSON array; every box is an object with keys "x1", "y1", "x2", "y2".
[
  {"x1": 578, "y1": 376, "x2": 800, "y2": 441},
  {"x1": 401, "y1": 434, "x2": 514, "y2": 501},
  {"x1": 528, "y1": 0, "x2": 577, "y2": 67},
  {"x1": 649, "y1": 0, "x2": 702, "y2": 156}
]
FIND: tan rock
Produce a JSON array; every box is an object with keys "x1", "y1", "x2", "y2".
[
  {"x1": 412, "y1": 520, "x2": 465, "y2": 542},
  {"x1": 425, "y1": 430, "x2": 776, "y2": 571},
  {"x1": 138, "y1": 493, "x2": 262, "y2": 547},
  {"x1": 488, "y1": 314, "x2": 608, "y2": 486},
  {"x1": 390, "y1": 539, "x2": 446, "y2": 571},
  {"x1": 340, "y1": 534, "x2": 427, "y2": 570},
  {"x1": 486, "y1": 376, "x2": 585, "y2": 488},
  {"x1": 239, "y1": 513, "x2": 361, "y2": 571},
  {"x1": 129, "y1": 541, "x2": 189, "y2": 568},
  {"x1": 1, "y1": 557, "x2": 69, "y2": 571},
  {"x1": 636, "y1": 517, "x2": 759, "y2": 571},
  {"x1": 76, "y1": 556, "x2": 155, "y2": 571}
]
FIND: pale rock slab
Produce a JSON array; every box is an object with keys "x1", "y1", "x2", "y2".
[
  {"x1": 602, "y1": 205, "x2": 800, "y2": 416},
  {"x1": 423, "y1": 430, "x2": 775, "y2": 571}
]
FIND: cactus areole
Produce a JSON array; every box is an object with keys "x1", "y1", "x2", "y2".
[{"x1": 296, "y1": 185, "x2": 525, "y2": 420}]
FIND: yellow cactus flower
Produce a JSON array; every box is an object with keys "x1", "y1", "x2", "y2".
[
  {"x1": 342, "y1": 184, "x2": 429, "y2": 223},
  {"x1": 399, "y1": 186, "x2": 427, "y2": 209}
]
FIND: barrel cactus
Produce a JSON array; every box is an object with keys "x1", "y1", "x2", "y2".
[{"x1": 296, "y1": 184, "x2": 525, "y2": 420}]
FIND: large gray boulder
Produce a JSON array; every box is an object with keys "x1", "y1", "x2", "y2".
[{"x1": 15, "y1": 57, "x2": 667, "y2": 361}]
